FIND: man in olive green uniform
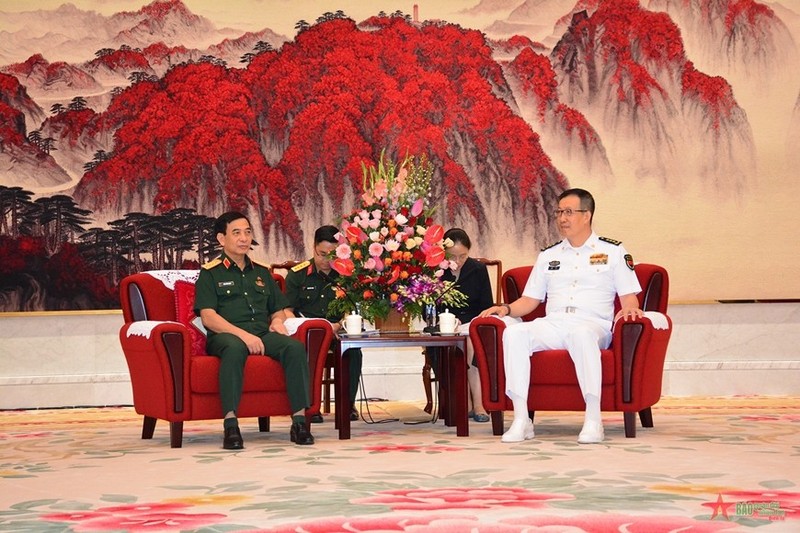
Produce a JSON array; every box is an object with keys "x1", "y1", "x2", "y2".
[
  {"x1": 195, "y1": 211, "x2": 314, "y2": 449},
  {"x1": 285, "y1": 225, "x2": 363, "y2": 423}
]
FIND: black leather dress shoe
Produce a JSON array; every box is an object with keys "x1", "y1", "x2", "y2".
[
  {"x1": 310, "y1": 412, "x2": 324, "y2": 424},
  {"x1": 223, "y1": 426, "x2": 244, "y2": 450},
  {"x1": 290, "y1": 421, "x2": 315, "y2": 445},
  {"x1": 350, "y1": 407, "x2": 359, "y2": 421}
]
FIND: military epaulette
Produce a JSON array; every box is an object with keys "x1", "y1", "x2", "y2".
[
  {"x1": 201, "y1": 258, "x2": 222, "y2": 270},
  {"x1": 291, "y1": 260, "x2": 311, "y2": 272},
  {"x1": 251, "y1": 258, "x2": 271, "y2": 269},
  {"x1": 599, "y1": 236, "x2": 622, "y2": 246},
  {"x1": 541, "y1": 240, "x2": 562, "y2": 251}
]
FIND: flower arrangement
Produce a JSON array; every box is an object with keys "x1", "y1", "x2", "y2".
[{"x1": 327, "y1": 151, "x2": 467, "y2": 324}]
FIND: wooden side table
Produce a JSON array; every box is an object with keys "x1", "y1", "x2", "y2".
[{"x1": 333, "y1": 332, "x2": 468, "y2": 439}]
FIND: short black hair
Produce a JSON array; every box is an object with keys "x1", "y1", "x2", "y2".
[
  {"x1": 558, "y1": 188, "x2": 595, "y2": 220},
  {"x1": 444, "y1": 227, "x2": 471, "y2": 249},
  {"x1": 213, "y1": 211, "x2": 250, "y2": 236},
  {"x1": 314, "y1": 225, "x2": 339, "y2": 245}
]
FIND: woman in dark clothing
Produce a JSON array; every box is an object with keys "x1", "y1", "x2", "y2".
[{"x1": 441, "y1": 228, "x2": 494, "y2": 422}]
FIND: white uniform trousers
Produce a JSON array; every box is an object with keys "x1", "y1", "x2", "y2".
[{"x1": 503, "y1": 314, "x2": 612, "y2": 403}]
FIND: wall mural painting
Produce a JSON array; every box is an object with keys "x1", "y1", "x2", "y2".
[{"x1": 1, "y1": 0, "x2": 799, "y2": 311}]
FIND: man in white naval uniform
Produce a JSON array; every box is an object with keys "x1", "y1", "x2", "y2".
[{"x1": 479, "y1": 188, "x2": 643, "y2": 444}]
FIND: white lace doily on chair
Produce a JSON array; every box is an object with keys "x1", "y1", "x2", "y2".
[
  {"x1": 126, "y1": 320, "x2": 181, "y2": 339},
  {"x1": 143, "y1": 270, "x2": 199, "y2": 289}
]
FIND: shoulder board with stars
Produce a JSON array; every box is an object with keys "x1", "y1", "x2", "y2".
[
  {"x1": 291, "y1": 260, "x2": 311, "y2": 272},
  {"x1": 541, "y1": 240, "x2": 562, "y2": 252},
  {"x1": 252, "y1": 258, "x2": 271, "y2": 269},
  {"x1": 599, "y1": 236, "x2": 622, "y2": 246},
  {"x1": 201, "y1": 258, "x2": 222, "y2": 270}
]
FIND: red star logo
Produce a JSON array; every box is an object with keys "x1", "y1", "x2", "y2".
[{"x1": 702, "y1": 493, "x2": 734, "y2": 520}]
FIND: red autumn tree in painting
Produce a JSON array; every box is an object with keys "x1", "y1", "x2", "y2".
[{"x1": 73, "y1": 15, "x2": 567, "y2": 263}]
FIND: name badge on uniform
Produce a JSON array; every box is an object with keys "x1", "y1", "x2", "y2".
[
  {"x1": 255, "y1": 276, "x2": 265, "y2": 287},
  {"x1": 548, "y1": 261, "x2": 560, "y2": 271},
  {"x1": 590, "y1": 253, "x2": 608, "y2": 265},
  {"x1": 217, "y1": 281, "x2": 235, "y2": 287}
]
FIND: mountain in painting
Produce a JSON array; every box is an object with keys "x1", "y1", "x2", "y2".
[
  {"x1": 0, "y1": 73, "x2": 71, "y2": 189},
  {"x1": 0, "y1": 0, "x2": 263, "y2": 65},
  {"x1": 483, "y1": 0, "x2": 589, "y2": 43},
  {"x1": 2, "y1": 54, "x2": 103, "y2": 95},
  {"x1": 551, "y1": 1, "x2": 756, "y2": 192},
  {"x1": 647, "y1": 0, "x2": 798, "y2": 78}
]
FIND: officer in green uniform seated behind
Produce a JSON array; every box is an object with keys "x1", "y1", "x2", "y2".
[
  {"x1": 194, "y1": 211, "x2": 315, "y2": 449},
  {"x1": 284, "y1": 225, "x2": 363, "y2": 423}
]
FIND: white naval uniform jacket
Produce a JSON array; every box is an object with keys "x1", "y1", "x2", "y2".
[{"x1": 523, "y1": 232, "x2": 642, "y2": 329}]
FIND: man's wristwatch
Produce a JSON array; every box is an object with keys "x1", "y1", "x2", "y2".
[{"x1": 500, "y1": 303, "x2": 511, "y2": 316}]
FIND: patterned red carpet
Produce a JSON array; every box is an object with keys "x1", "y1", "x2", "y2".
[{"x1": 1, "y1": 397, "x2": 798, "y2": 532}]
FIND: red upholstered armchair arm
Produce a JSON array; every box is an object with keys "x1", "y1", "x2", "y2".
[
  {"x1": 290, "y1": 319, "x2": 334, "y2": 413},
  {"x1": 611, "y1": 312, "x2": 673, "y2": 410},
  {"x1": 469, "y1": 316, "x2": 509, "y2": 412},
  {"x1": 119, "y1": 320, "x2": 193, "y2": 420}
]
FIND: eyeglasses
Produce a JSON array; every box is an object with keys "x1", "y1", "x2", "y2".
[
  {"x1": 447, "y1": 252, "x2": 469, "y2": 263},
  {"x1": 554, "y1": 208, "x2": 589, "y2": 217}
]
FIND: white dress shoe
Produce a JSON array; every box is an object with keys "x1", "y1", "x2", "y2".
[
  {"x1": 577, "y1": 421, "x2": 604, "y2": 444},
  {"x1": 501, "y1": 418, "x2": 535, "y2": 443}
]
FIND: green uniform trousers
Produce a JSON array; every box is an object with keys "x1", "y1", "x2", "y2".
[{"x1": 206, "y1": 332, "x2": 310, "y2": 415}]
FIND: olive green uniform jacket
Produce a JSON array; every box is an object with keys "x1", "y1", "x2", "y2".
[{"x1": 194, "y1": 253, "x2": 310, "y2": 415}]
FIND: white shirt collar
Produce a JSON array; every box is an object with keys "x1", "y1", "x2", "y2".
[{"x1": 562, "y1": 232, "x2": 599, "y2": 251}]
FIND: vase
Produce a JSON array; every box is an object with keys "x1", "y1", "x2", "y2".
[{"x1": 374, "y1": 309, "x2": 412, "y2": 333}]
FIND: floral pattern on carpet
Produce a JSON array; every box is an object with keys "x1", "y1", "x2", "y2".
[{"x1": 0, "y1": 397, "x2": 797, "y2": 531}]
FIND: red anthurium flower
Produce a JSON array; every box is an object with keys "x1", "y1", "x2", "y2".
[
  {"x1": 387, "y1": 265, "x2": 401, "y2": 284},
  {"x1": 331, "y1": 258, "x2": 355, "y2": 276},
  {"x1": 425, "y1": 247, "x2": 445, "y2": 267},
  {"x1": 345, "y1": 225, "x2": 366, "y2": 244},
  {"x1": 424, "y1": 224, "x2": 444, "y2": 244}
]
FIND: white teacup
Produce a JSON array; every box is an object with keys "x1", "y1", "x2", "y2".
[
  {"x1": 438, "y1": 310, "x2": 457, "y2": 334},
  {"x1": 344, "y1": 312, "x2": 363, "y2": 335}
]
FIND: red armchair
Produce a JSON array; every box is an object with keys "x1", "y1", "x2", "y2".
[
  {"x1": 119, "y1": 270, "x2": 333, "y2": 447},
  {"x1": 469, "y1": 263, "x2": 671, "y2": 438}
]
